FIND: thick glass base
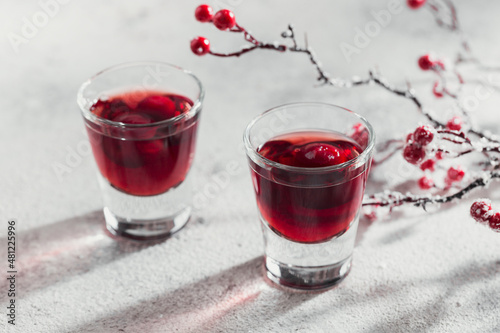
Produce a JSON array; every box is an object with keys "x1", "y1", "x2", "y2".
[
  {"x1": 97, "y1": 173, "x2": 192, "y2": 241},
  {"x1": 261, "y1": 214, "x2": 359, "y2": 290},
  {"x1": 265, "y1": 256, "x2": 351, "y2": 290},
  {"x1": 104, "y1": 206, "x2": 191, "y2": 241}
]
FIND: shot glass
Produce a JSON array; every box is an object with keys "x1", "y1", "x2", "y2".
[
  {"x1": 244, "y1": 102, "x2": 375, "y2": 290},
  {"x1": 77, "y1": 62, "x2": 204, "y2": 241}
]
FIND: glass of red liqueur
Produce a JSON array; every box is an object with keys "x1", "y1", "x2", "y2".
[
  {"x1": 244, "y1": 103, "x2": 375, "y2": 290},
  {"x1": 78, "y1": 62, "x2": 203, "y2": 241}
]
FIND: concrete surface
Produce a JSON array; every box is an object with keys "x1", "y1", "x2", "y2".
[{"x1": 1, "y1": 0, "x2": 500, "y2": 332}]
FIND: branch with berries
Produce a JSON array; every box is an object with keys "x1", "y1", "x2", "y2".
[{"x1": 189, "y1": 1, "x2": 500, "y2": 232}]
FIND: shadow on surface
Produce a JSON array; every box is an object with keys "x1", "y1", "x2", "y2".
[
  {"x1": 68, "y1": 256, "x2": 319, "y2": 333},
  {"x1": 290, "y1": 258, "x2": 500, "y2": 333},
  {"x1": 365, "y1": 259, "x2": 500, "y2": 333},
  {"x1": 0, "y1": 210, "x2": 161, "y2": 301}
]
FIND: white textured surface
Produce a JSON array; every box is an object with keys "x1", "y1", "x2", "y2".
[{"x1": 1, "y1": 0, "x2": 500, "y2": 332}]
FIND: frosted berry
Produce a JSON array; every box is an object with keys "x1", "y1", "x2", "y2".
[
  {"x1": 420, "y1": 159, "x2": 436, "y2": 171},
  {"x1": 414, "y1": 125, "x2": 434, "y2": 145},
  {"x1": 418, "y1": 54, "x2": 434, "y2": 70},
  {"x1": 195, "y1": 4, "x2": 214, "y2": 22},
  {"x1": 446, "y1": 116, "x2": 462, "y2": 131},
  {"x1": 418, "y1": 176, "x2": 434, "y2": 190},
  {"x1": 447, "y1": 166, "x2": 465, "y2": 182},
  {"x1": 213, "y1": 9, "x2": 236, "y2": 30},
  {"x1": 408, "y1": 0, "x2": 426, "y2": 9},
  {"x1": 190, "y1": 36, "x2": 210, "y2": 56},
  {"x1": 470, "y1": 200, "x2": 492, "y2": 223},
  {"x1": 403, "y1": 143, "x2": 426, "y2": 165},
  {"x1": 489, "y1": 213, "x2": 500, "y2": 231}
]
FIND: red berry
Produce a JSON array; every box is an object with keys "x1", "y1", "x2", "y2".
[
  {"x1": 190, "y1": 36, "x2": 210, "y2": 56},
  {"x1": 113, "y1": 110, "x2": 157, "y2": 140},
  {"x1": 295, "y1": 143, "x2": 347, "y2": 168},
  {"x1": 195, "y1": 4, "x2": 214, "y2": 22},
  {"x1": 447, "y1": 166, "x2": 465, "y2": 182},
  {"x1": 420, "y1": 159, "x2": 436, "y2": 172},
  {"x1": 90, "y1": 99, "x2": 108, "y2": 116},
  {"x1": 446, "y1": 116, "x2": 462, "y2": 131},
  {"x1": 213, "y1": 9, "x2": 236, "y2": 30},
  {"x1": 137, "y1": 95, "x2": 177, "y2": 120},
  {"x1": 91, "y1": 99, "x2": 129, "y2": 120},
  {"x1": 470, "y1": 200, "x2": 492, "y2": 223},
  {"x1": 418, "y1": 176, "x2": 434, "y2": 190},
  {"x1": 418, "y1": 54, "x2": 434, "y2": 70},
  {"x1": 136, "y1": 140, "x2": 164, "y2": 156},
  {"x1": 408, "y1": 0, "x2": 426, "y2": 9},
  {"x1": 435, "y1": 151, "x2": 444, "y2": 160},
  {"x1": 413, "y1": 125, "x2": 434, "y2": 146},
  {"x1": 489, "y1": 213, "x2": 500, "y2": 231},
  {"x1": 101, "y1": 137, "x2": 144, "y2": 168},
  {"x1": 403, "y1": 143, "x2": 426, "y2": 165}
]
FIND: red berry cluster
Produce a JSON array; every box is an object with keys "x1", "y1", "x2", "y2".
[
  {"x1": 404, "y1": 125, "x2": 434, "y2": 165},
  {"x1": 405, "y1": 126, "x2": 435, "y2": 189},
  {"x1": 404, "y1": 125, "x2": 466, "y2": 190},
  {"x1": 417, "y1": 54, "x2": 452, "y2": 99},
  {"x1": 189, "y1": 1, "x2": 500, "y2": 230},
  {"x1": 191, "y1": 5, "x2": 237, "y2": 56},
  {"x1": 470, "y1": 200, "x2": 500, "y2": 232}
]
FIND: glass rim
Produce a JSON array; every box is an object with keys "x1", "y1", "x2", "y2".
[
  {"x1": 243, "y1": 102, "x2": 376, "y2": 173},
  {"x1": 77, "y1": 61, "x2": 205, "y2": 128}
]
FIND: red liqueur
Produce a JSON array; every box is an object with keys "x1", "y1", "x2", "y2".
[
  {"x1": 251, "y1": 130, "x2": 368, "y2": 243},
  {"x1": 85, "y1": 90, "x2": 198, "y2": 196}
]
